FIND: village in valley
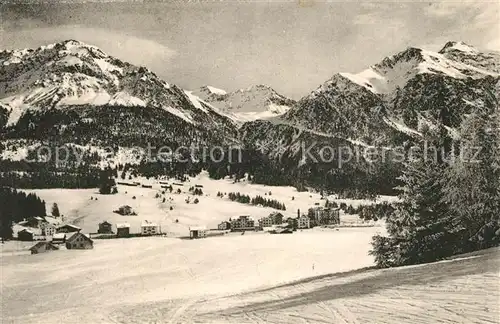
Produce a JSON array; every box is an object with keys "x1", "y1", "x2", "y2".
[{"x1": 7, "y1": 171, "x2": 388, "y2": 256}]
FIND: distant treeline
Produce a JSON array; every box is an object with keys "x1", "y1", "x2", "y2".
[
  {"x1": 0, "y1": 144, "x2": 399, "y2": 198},
  {"x1": 223, "y1": 192, "x2": 286, "y2": 211},
  {"x1": 0, "y1": 187, "x2": 46, "y2": 240}
]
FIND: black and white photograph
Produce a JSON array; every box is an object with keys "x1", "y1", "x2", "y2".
[{"x1": 0, "y1": 0, "x2": 499, "y2": 323}]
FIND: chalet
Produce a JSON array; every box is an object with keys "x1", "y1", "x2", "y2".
[
  {"x1": 230, "y1": 215, "x2": 256, "y2": 231},
  {"x1": 18, "y1": 229, "x2": 35, "y2": 241},
  {"x1": 218, "y1": 221, "x2": 231, "y2": 230},
  {"x1": 195, "y1": 184, "x2": 203, "y2": 188},
  {"x1": 40, "y1": 222, "x2": 56, "y2": 236},
  {"x1": 56, "y1": 224, "x2": 81, "y2": 233},
  {"x1": 298, "y1": 214, "x2": 311, "y2": 229},
  {"x1": 29, "y1": 241, "x2": 59, "y2": 254},
  {"x1": 141, "y1": 221, "x2": 159, "y2": 235},
  {"x1": 189, "y1": 226, "x2": 207, "y2": 239},
  {"x1": 98, "y1": 221, "x2": 113, "y2": 234},
  {"x1": 116, "y1": 223, "x2": 130, "y2": 237},
  {"x1": 51, "y1": 233, "x2": 66, "y2": 244},
  {"x1": 66, "y1": 232, "x2": 93, "y2": 250}
]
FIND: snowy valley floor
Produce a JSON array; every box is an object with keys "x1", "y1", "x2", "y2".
[{"x1": 1, "y1": 231, "x2": 499, "y2": 324}]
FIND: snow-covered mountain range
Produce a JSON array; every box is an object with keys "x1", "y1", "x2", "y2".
[
  {"x1": 243, "y1": 41, "x2": 499, "y2": 158},
  {"x1": 1, "y1": 40, "x2": 498, "y2": 186},
  {"x1": 192, "y1": 84, "x2": 295, "y2": 122},
  {"x1": 0, "y1": 40, "x2": 238, "y2": 148}
]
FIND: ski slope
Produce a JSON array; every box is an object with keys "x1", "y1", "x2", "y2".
[{"x1": 192, "y1": 247, "x2": 500, "y2": 324}]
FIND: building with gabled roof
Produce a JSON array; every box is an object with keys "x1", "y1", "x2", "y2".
[
  {"x1": 56, "y1": 224, "x2": 81, "y2": 233},
  {"x1": 29, "y1": 241, "x2": 59, "y2": 254},
  {"x1": 298, "y1": 214, "x2": 311, "y2": 229},
  {"x1": 66, "y1": 232, "x2": 93, "y2": 250},
  {"x1": 18, "y1": 229, "x2": 35, "y2": 241},
  {"x1": 218, "y1": 221, "x2": 231, "y2": 231},
  {"x1": 116, "y1": 223, "x2": 131, "y2": 237},
  {"x1": 98, "y1": 221, "x2": 113, "y2": 234},
  {"x1": 19, "y1": 216, "x2": 45, "y2": 228}
]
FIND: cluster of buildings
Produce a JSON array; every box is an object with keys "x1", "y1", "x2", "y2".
[
  {"x1": 104, "y1": 220, "x2": 161, "y2": 237},
  {"x1": 18, "y1": 216, "x2": 165, "y2": 255},
  {"x1": 213, "y1": 206, "x2": 341, "y2": 235},
  {"x1": 26, "y1": 224, "x2": 94, "y2": 255},
  {"x1": 16, "y1": 217, "x2": 77, "y2": 242}
]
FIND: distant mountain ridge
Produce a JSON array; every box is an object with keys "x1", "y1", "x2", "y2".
[
  {"x1": 235, "y1": 41, "x2": 499, "y2": 193},
  {"x1": 243, "y1": 41, "x2": 499, "y2": 150},
  {"x1": 0, "y1": 39, "x2": 238, "y2": 148},
  {"x1": 1, "y1": 40, "x2": 498, "y2": 195},
  {"x1": 193, "y1": 84, "x2": 295, "y2": 122}
]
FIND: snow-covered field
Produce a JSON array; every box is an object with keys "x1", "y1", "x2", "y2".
[
  {"x1": 21, "y1": 172, "x2": 392, "y2": 236},
  {"x1": 11, "y1": 172, "x2": 494, "y2": 324},
  {"x1": 1, "y1": 234, "x2": 498, "y2": 324},
  {"x1": 1, "y1": 173, "x2": 497, "y2": 323},
  {"x1": 1, "y1": 228, "x2": 378, "y2": 322}
]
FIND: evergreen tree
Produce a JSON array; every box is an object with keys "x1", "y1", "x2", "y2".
[
  {"x1": 51, "y1": 203, "x2": 60, "y2": 217},
  {"x1": 0, "y1": 188, "x2": 46, "y2": 241},
  {"x1": 99, "y1": 168, "x2": 117, "y2": 195},
  {"x1": 370, "y1": 127, "x2": 460, "y2": 266},
  {"x1": 442, "y1": 97, "x2": 500, "y2": 249}
]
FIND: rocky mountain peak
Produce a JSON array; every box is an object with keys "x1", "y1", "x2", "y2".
[
  {"x1": 439, "y1": 41, "x2": 479, "y2": 55},
  {"x1": 0, "y1": 40, "x2": 239, "y2": 146},
  {"x1": 374, "y1": 47, "x2": 425, "y2": 71},
  {"x1": 193, "y1": 84, "x2": 295, "y2": 122}
]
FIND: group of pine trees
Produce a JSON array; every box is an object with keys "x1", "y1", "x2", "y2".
[
  {"x1": 0, "y1": 159, "x2": 102, "y2": 189},
  {"x1": 225, "y1": 192, "x2": 286, "y2": 210},
  {"x1": 357, "y1": 202, "x2": 395, "y2": 221},
  {"x1": 98, "y1": 168, "x2": 118, "y2": 194},
  {"x1": 0, "y1": 188, "x2": 46, "y2": 241},
  {"x1": 371, "y1": 97, "x2": 500, "y2": 267},
  {"x1": 325, "y1": 200, "x2": 395, "y2": 220},
  {"x1": 188, "y1": 187, "x2": 203, "y2": 195}
]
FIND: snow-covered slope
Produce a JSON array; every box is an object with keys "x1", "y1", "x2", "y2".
[
  {"x1": 0, "y1": 40, "x2": 238, "y2": 146},
  {"x1": 340, "y1": 42, "x2": 498, "y2": 95},
  {"x1": 193, "y1": 84, "x2": 295, "y2": 122}
]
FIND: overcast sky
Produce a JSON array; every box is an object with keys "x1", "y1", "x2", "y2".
[{"x1": 1, "y1": 0, "x2": 498, "y2": 99}]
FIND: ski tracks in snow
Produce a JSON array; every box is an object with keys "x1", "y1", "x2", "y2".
[{"x1": 167, "y1": 297, "x2": 201, "y2": 324}]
